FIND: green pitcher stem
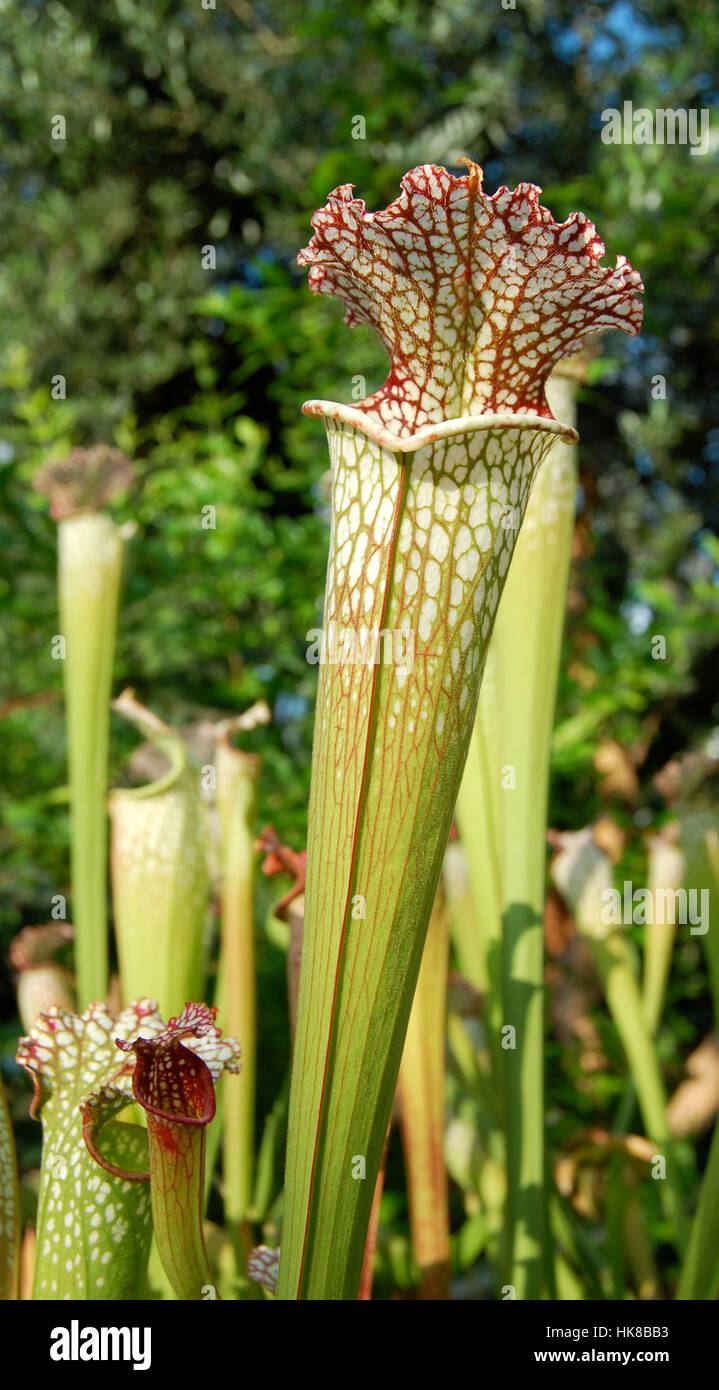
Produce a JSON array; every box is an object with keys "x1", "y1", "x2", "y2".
[
  {"x1": 59, "y1": 512, "x2": 123, "y2": 1006},
  {"x1": 216, "y1": 739, "x2": 259, "y2": 1228},
  {"x1": 552, "y1": 830, "x2": 688, "y2": 1254},
  {"x1": 500, "y1": 370, "x2": 579, "y2": 1297},
  {"x1": 278, "y1": 411, "x2": 566, "y2": 1299},
  {"x1": 398, "y1": 890, "x2": 451, "y2": 1299},
  {"x1": 146, "y1": 1115, "x2": 216, "y2": 1300}
]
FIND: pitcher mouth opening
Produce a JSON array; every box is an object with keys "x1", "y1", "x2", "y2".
[{"x1": 301, "y1": 399, "x2": 578, "y2": 453}]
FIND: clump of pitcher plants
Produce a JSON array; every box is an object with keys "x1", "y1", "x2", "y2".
[{"x1": 8, "y1": 160, "x2": 716, "y2": 1305}]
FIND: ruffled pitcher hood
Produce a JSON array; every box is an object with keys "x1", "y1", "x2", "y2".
[{"x1": 298, "y1": 160, "x2": 643, "y2": 447}]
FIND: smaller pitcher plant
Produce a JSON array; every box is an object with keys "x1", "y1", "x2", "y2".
[
  {"x1": 10, "y1": 923, "x2": 75, "y2": 1031},
  {"x1": 550, "y1": 827, "x2": 688, "y2": 1252},
  {"x1": 17, "y1": 1000, "x2": 239, "y2": 1300},
  {"x1": 109, "y1": 690, "x2": 210, "y2": 1020},
  {"x1": 33, "y1": 447, "x2": 134, "y2": 1009}
]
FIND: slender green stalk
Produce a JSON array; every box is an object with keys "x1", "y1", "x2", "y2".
[
  {"x1": 59, "y1": 513, "x2": 122, "y2": 1005},
  {"x1": 252, "y1": 1075, "x2": 290, "y2": 1224},
  {"x1": 551, "y1": 829, "x2": 687, "y2": 1252},
  {"x1": 453, "y1": 700, "x2": 502, "y2": 1013},
  {"x1": 442, "y1": 839, "x2": 486, "y2": 991},
  {"x1": 454, "y1": 365, "x2": 581, "y2": 1297},
  {"x1": 216, "y1": 725, "x2": 262, "y2": 1228},
  {"x1": 397, "y1": 891, "x2": 451, "y2": 1298},
  {"x1": 500, "y1": 371, "x2": 579, "y2": 1299},
  {"x1": 642, "y1": 827, "x2": 683, "y2": 1033},
  {"x1": 614, "y1": 826, "x2": 685, "y2": 1136},
  {"x1": 246, "y1": 831, "x2": 304, "y2": 1229}
]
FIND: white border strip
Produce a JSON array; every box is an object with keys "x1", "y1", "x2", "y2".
[{"x1": 302, "y1": 399, "x2": 578, "y2": 452}]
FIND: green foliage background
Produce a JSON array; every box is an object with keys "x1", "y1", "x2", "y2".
[{"x1": 0, "y1": 0, "x2": 717, "y2": 1289}]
